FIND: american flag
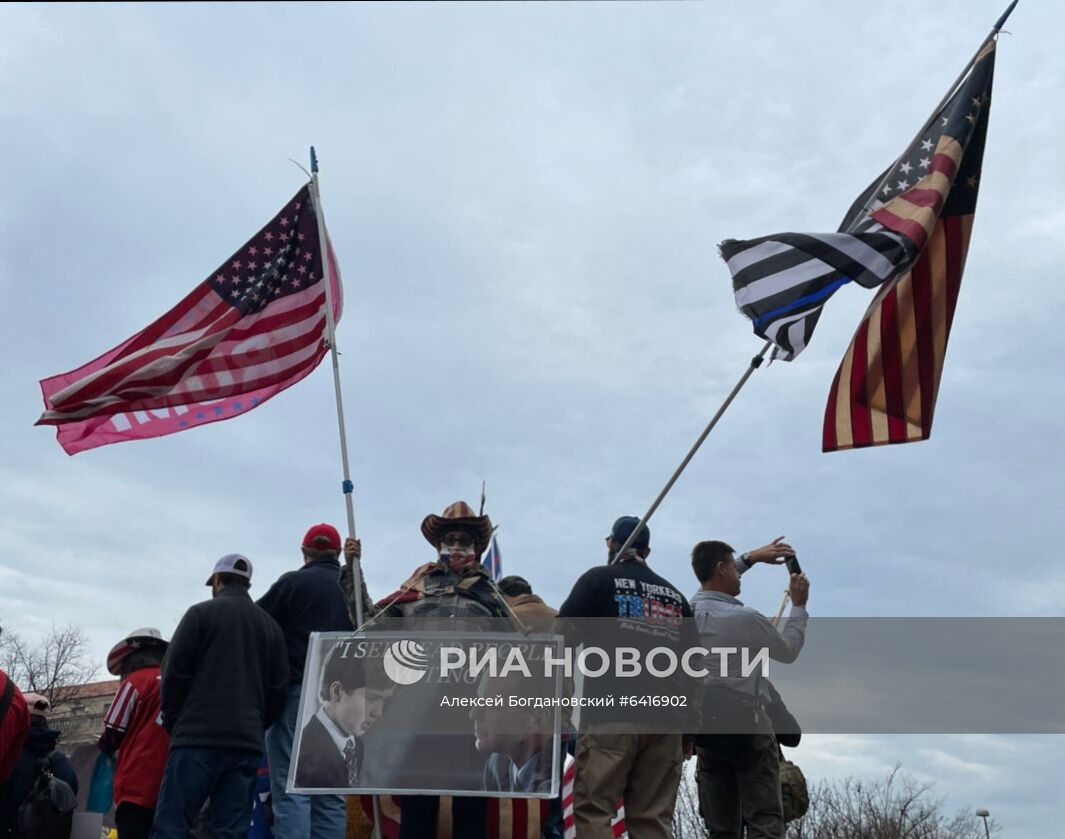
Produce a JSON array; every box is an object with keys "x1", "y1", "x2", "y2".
[
  {"x1": 36, "y1": 184, "x2": 341, "y2": 454},
  {"x1": 357, "y1": 793, "x2": 555, "y2": 839},
  {"x1": 720, "y1": 36, "x2": 997, "y2": 371},
  {"x1": 353, "y1": 757, "x2": 628, "y2": 839},
  {"x1": 824, "y1": 42, "x2": 995, "y2": 451},
  {"x1": 561, "y1": 756, "x2": 627, "y2": 839},
  {"x1": 483, "y1": 533, "x2": 503, "y2": 582}
]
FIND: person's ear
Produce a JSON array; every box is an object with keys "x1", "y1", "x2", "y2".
[{"x1": 328, "y1": 681, "x2": 343, "y2": 702}]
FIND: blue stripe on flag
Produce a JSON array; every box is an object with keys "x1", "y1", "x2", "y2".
[{"x1": 753, "y1": 276, "x2": 852, "y2": 328}]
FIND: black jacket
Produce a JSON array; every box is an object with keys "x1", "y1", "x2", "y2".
[
  {"x1": 257, "y1": 559, "x2": 353, "y2": 684},
  {"x1": 161, "y1": 585, "x2": 289, "y2": 752},
  {"x1": 0, "y1": 718, "x2": 78, "y2": 836},
  {"x1": 294, "y1": 714, "x2": 353, "y2": 789}
]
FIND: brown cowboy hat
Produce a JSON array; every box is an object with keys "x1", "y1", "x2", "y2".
[{"x1": 420, "y1": 500, "x2": 493, "y2": 555}]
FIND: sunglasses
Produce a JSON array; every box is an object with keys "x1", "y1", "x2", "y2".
[{"x1": 441, "y1": 532, "x2": 475, "y2": 548}]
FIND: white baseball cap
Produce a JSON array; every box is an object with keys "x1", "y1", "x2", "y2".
[{"x1": 205, "y1": 553, "x2": 254, "y2": 585}]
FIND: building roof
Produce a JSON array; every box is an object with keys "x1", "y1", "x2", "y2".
[{"x1": 55, "y1": 679, "x2": 120, "y2": 700}]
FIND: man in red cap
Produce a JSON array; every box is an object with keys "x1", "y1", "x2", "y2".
[{"x1": 257, "y1": 524, "x2": 354, "y2": 839}]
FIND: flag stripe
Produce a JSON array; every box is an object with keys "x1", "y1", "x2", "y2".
[
  {"x1": 101, "y1": 289, "x2": 327, "y2": 401},
  {"x1": 40, "y1": 290, "x2": 328, "y2": 421},
  {"x1": 895, "y1": 272, "x2": 923, "y2": 439},
  {"x1": 822, "y1": 364, "x2": 841, "y2": 451},
  {"x1": 911, "y1": 241, "x2": 937, "y2": 441},
  {"x1": 44, "y1": 304, "x2": 244, "y2": 409},
  {"x1": 824, "y1": 213, "x2": 974, "y2": 451},
  {"x1": 723, "y1": 238, "x2": 797, "y2": 275},
  {"x1": 866, "y1": 302, "x2": 890, "y2": 442},
  {"x1": 740, "y1": 257, "x2": 837, "y2": 308},
  {"x1": 752, "y1": 275, "x2": 849, "y2": 327},
  {"x1": 869, "y1": 209, "x2": 932, "y2": 251},
  {"x1": 849, "y1": 319, "x2": 873, "y2": 448},
  {"x1": 731, "y1": 245, "x2": 823, "y2": 291},
  {"x1": 879, "y1": 288, "x2": 908, "y2": 442},
  {"x1": 59, "y1": 337, "x2": 329, "y2": 421},
  {"x1": 48, "y1": 286, "x2": 326, "y2": 412}
]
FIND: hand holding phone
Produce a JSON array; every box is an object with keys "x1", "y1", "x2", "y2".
[{"x1": 785, "y1": 555, "x2": 802, "y2": 576}]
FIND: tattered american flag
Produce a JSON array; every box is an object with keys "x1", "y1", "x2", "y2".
[
  {"x1": 352, "y1": 757, "x2": 628, "y2": 839},
  {"x1": 36, "y1": 185, "x2": 341, "y2": 454},
  {"x1": 720, "y1": 33, "x2": 998, "y2": 451},
  {"x1": 824, "y1": 42, "x2": 995, "y2": 451}
]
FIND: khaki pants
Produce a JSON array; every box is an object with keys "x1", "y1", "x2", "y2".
[
  {"x1": 696, "y1": 734, "x2": 783, "y2": 839},
  {"x1": 573, "y1": 727, "x2": 683, "y2": 839}
]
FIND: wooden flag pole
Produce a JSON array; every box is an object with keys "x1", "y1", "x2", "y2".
[
  {"x1": 308, "y1": 147, "x2": 366, "y2": 629},
  {"x1": 610, "y1": 341, "x2": 772, "y2": 561}
]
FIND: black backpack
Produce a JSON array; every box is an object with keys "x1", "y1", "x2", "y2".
[{"x1": 14, "y1": 751, "x2": 77, "y2": 839}]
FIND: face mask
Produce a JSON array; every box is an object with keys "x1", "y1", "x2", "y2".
[{"x1": 440, "y1": 545, "x2": 477, "y2": 573}]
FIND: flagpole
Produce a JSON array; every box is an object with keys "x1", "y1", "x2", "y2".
[
  {"x1": 308, "y1": 147, "x2": 366, "y2": 628},
  {"x1": 610, "y1": 340, "x2": 772, "y2": 561}
]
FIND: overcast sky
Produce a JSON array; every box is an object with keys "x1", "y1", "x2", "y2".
[{"x1": 2, "y1": 1, "x2": 1062, "y2": 835}]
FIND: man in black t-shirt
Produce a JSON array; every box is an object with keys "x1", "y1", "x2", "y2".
[{"x1": 557, "y1": 517, "x2": 699, "y2": 839}]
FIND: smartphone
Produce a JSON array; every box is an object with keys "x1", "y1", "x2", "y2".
[{"x1": 785, "y1": 555, "x2": 803, "y2": 576}]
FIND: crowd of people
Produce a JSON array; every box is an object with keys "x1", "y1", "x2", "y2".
[{"x1": 0, "y1": 499, "x2": 811, "y2": 839}]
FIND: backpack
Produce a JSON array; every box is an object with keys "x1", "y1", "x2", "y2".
[
  {"x1": 779, "y1": 754, "x2": 809, "y2": 822},
  {"x1": 14, "y1": 751, "x2": 77, "y2": 839}
]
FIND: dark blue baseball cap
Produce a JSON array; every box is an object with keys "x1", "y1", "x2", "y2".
[{"x1": 609, "y1": 516, "x2": 649, "y2": 550}]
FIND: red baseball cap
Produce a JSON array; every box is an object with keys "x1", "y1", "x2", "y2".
[{"x1": 302, "y1": 523, "x2": 341, "y2": 551}]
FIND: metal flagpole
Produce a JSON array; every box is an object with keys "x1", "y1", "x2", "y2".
[
  {"x1": 610, "y1": 340, "x2": 772, "y2": 561},
  {"x1": 308, "y1": 147, "x2": 366, "y2": 628}
]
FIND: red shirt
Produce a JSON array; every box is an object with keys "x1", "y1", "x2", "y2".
[{"x1": 103, "y1": 666, "x2": 170, "y2": 808}]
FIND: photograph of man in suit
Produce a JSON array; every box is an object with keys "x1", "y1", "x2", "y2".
[
  {"x1": 294, "y1": 644, "x2": 368, "y2": 789},
  {"x1": 470, "y1": 669, "x2": 557, "y2": 795}
]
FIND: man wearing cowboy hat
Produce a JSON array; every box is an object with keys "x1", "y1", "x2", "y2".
[
  {"x1": 99, "y1": 628, "x2": 170, "y2": 839},
  {"x1": 341, "y1": 500, "x2": 514, "y2": 625},
  {"x1": 339, "y1": 500, "x2": 518, "y2": 839}
]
